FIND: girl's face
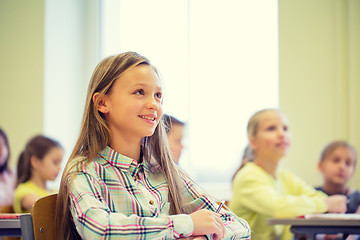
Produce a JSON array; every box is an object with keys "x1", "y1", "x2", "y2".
[
  {"x1": 36, "y1": 146, "x2": 63, "y2": 181},
  {"x1": 103, "y1": 64, "x2": 163, "y2": 142},
  {"x1": 318, "y1": 147, "x2": 356, "y2": 186},
  {"x1": 250, "y1": 111, "x2": 291, "y2": 160},
  {"x1": 0, "y1": 135, "x2": 9, "y2": 166}
]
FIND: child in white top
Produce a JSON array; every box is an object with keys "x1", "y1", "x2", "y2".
[{"x1": 0, "y1": 128, "x2": 16, "y2": 210}]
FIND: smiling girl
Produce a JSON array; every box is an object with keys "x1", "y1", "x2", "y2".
[
  {"x1": 229, "y1": 109, "x2": 347, "y2": 240},
  {"x1": 55, "y1": 52, "x2": 250, "y2": 240}
]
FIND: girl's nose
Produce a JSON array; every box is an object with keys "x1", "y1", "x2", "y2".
[
  {"x1": 277, "y1": 128, "x2": 285, "y2": 137},
  {"x1": 146, "y1": 96, "x2": 159, "y2": 110},
  {"x1": 339, "y1": 161, "x2": 346, "y2": 169}
]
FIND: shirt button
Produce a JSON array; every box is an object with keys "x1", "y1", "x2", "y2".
[{"x1": 149, "y1": 200, "x2": 154, "y2": 205}]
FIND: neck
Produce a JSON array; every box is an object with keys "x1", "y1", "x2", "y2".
[
  {"x1": 322, "y1": 182, "x2": 348, "y2": 195},
  {"x1": 29, "y1": 174, "x2": 47, "y2": 190},
  {"x1": 254, "y1": 155, "x2": 281, "y2": 178},
  {"x1": 110, "y1": 135, "x2": 141, "y2": 161}
]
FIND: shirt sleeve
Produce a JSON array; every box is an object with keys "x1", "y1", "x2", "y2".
[
  {"x1": 13, "y1": 184, "x2": 27, "y2": 213},
  {"x1": 232, "y1": 167, "x2": 327, "y2": 218},
  {"x1": 14, "y1": 182, "x2": 48, "y2": 213},
  {"x1": 347, "y1": 191, "x2": 360, "y2": 213},
  {"x1": 178, "y1": 170, "x2": 251, "y2": 240},
  {"x1": 69, "y1": 172, "x2": 194, "y2": 240}
]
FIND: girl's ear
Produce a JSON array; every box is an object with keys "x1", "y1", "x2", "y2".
[
  {"x1": 30, "y1": 155, "x2": 41, "y2": 169},
  {"x1": 249, "y1": 136, "x2": 257, "y2": 151},
  {"x1": 317, "y1": 161, "x2": 323, "y2": 172},
  {"x1": 93, "y1": 92, "x2": 108, "y2": 114}
]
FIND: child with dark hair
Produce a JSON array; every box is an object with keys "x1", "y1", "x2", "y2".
[
  {"x1": 13, "y1": 135, "x2": 63, "y2": 213},
  {"x1": 163, "y1": 114, "x2": 185, "y2": 164}
]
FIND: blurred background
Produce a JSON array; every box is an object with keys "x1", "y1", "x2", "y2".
[{"x1": 0, "y1": 0, "x2": 359, "y2": 200}]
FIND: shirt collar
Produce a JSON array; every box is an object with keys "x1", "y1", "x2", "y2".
[
  {"x1": 98, "y1": 146, "x2": 138, "y2": 173},
  {"x1": 98, "y1": 146, "x2": 162, "y2": 175}
]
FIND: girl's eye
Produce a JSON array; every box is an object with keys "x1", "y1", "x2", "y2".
[
  {"x1": 345, "y1": 159, "x2": 354, "y2": 167},
  {"x1": 266, "y1": 125, "x2": 276, "y2": 131},
  {"x1": 155, "y1": 92, "x2": 162, "y2": 99},
  {"x1": 135, "y1": 89, "x2": 145, "y2": 95}
]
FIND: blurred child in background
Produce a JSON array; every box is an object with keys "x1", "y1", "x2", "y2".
[
  {"x1": 229, "y1": 109, "x2": 347, "y2": 240},
  {"x1": 163, "y1": 114, "x2": 185, "y2": 164},
  {"x1": 0, "y1": 128, "x2": 15, "y2": 210},
  {"x1": 13, "y1": 135, "x2": 63, "y2": 213},
  {"x1": 316, "y1": 141, "x2": 360, "y2": 213}
]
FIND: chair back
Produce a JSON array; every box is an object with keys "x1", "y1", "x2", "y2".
[{"x1": 31, "y1": 194, "x2": 57, "y2": 240}]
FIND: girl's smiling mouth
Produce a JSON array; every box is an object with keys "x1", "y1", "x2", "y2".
[{"x1": 139, "y1": 115, "x2": 156, "y2": 121}]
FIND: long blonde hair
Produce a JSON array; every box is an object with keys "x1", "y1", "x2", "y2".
[{"x1": 55, "y1": 52, "x2": 184, "y2": 239}]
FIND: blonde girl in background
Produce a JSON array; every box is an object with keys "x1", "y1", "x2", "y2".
[
  {"x1": 13, "y1": 135, "x2": 63, "y2": 213},
  {"x1": 316, "y1": 141, "x2": 360, "y2": 213},
  {"x1": 0, "y1": 128, "x2": 16, "y2": 210},
  {"x1": 55, "y1": 52, "x2": 250, "y2": 240},
  {"x1": 229, "y1": 109, "x2": 347, "y2": 240}
]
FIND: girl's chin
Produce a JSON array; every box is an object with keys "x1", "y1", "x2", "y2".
[
  {"x1": 51, "y1": 176, "x2": 58, "y2": 181},
  {"x1": 275, "y1": 151, "x2": 287, "y2": 158},
  {"x1": 332, "y1": 178, "x2": 348, "y2": 185},
  {"x1": 143, "y1": 130, "x2": 156, "y2": 137}
]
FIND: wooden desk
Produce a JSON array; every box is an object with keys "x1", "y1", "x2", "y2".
[
  {"x1": 0, "y1": 214, "x2": 34, "y2": 240},
  {"x1": 268, "y1": 215, "x2": 360, "y2": 240}
]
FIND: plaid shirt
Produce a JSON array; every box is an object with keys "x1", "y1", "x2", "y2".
[{"x1": 69, "y1": 146, "x2": 250, "y2": 239}]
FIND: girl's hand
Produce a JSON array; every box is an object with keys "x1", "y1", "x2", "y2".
[
  {"x1": 324, "y1": 195, "x2": 347, "y2": 213},
  {"x1": 190, "y1": 209, "x2": 225, "y2": 240}
]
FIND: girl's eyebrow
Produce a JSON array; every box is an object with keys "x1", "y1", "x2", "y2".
[
  {"x1": 131, "y1": 82, "x2": 162, "y2": 91},
  {"x1": 130, "y1": 82, "x2": 146, "y2": 87}
]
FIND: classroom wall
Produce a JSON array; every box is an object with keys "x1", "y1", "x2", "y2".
[
  {"x1": 0, "y1": 0, "x2": 45, "y2": 167},
  {"x1": 1, "y1": 0, "x2": 359, "y2": 190},
  {"x1": 279, "y1": 0, "x2": 360, "y2": 188},
  {"x1": 0, "y1": 0, "x2": 100, "y2": 172}
]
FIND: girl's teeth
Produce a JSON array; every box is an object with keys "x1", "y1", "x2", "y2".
[{"x1": 141, "y1": 116, "x2": 154, "y2": 120}]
